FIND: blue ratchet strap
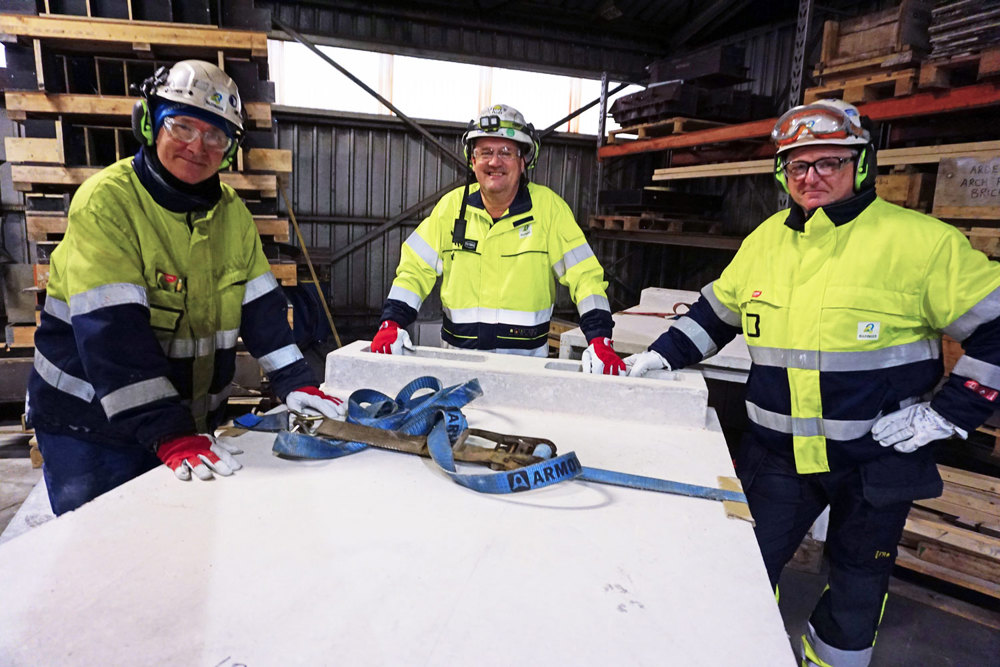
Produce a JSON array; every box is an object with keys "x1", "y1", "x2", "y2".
[
  {"x1": 271, "y1": 376, "x2": 481, "y2": 459},
  {"x1": 422, "y1": 414, "x2": 747, "y2": 502}
]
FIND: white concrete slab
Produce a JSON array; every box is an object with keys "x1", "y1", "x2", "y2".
[
  {"x1": 560, "y1": 287, "x2": 751, "y2": 383},
  {"x1": 0, "y1": 346, "x2": 794, "y2": 666}
]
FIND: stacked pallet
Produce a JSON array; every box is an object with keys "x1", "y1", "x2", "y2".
[
  {"x1": 1, "y1": 7, "x2": 295, "y2": 352},
  {"x1": 919, "y1": 0, "x2": 1000, "y2": 89},
  {"x1": 805, "y1": 0, "x2": 933, "y2": 104},
  {"x1": 898, "y1": 465, "x2": 1000, "y2": 600}
]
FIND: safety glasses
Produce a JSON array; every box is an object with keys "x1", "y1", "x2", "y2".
[
  {"x1": 771, "y1": 104, "x2": 867, "y2": 149},
  {"x1": 162, "y1": 116, "x2": 232, "y2": 151}
]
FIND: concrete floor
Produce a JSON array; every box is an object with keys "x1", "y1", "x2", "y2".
[{"x1": 2, "y1": 449, "x2": 999, "y2": 665}]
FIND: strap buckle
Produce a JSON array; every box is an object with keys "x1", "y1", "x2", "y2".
[
  {"x1": 288, "y1": 411, "x2": 325, "y2": 436},
  {"x1": 456, "y1": 428, "x2": 557, "y2": 471}
]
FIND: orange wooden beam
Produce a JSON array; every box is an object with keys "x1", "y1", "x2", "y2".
[{"x1": 598, "y1": 82, "x2": 1000, "y2": 161}]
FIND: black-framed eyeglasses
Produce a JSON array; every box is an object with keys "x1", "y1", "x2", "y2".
[
  {"x1": 472, "y1": 147, "x2": 522, "y2": 162},
  {"x1": 782, "y1": 156, "x2": 854, "y2": 179},
  {"x1": 162, "y1": 116, "x2": 232, "y2": 151}
]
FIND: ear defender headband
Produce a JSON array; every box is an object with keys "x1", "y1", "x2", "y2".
[{"x1": 130, "y1": 66, "x2": 245, "y2": 170}]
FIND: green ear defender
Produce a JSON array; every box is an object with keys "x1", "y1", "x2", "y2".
[
  {"x1": 854, "y1": 145, "x2": 877, "y2": 192},
  {"x1": 774, "y1": 155, "x2": 789, "y2": 193},
  {"x1": 131, "y1": 99, "x2": 155, "y2": 146}
]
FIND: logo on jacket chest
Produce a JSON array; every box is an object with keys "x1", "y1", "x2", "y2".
[
  {"x1": 519, "y1": 224, "x2": 532, "y2": 239},
  {"x1": 857, "y1": 321, "x2": 880, "y2": 340}
]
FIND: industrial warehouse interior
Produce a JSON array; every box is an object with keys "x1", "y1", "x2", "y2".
[{"x1": 2, "y1": 0, "x2": 1000, "y2": 664}]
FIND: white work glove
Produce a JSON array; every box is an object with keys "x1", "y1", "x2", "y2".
[
  {"x1": 624, "y1": 350, "x2": 671, "y2": 377},
  {"x1": 286, "y1": 386, "x2": 347, "y2": 421},
  {"x1": 871, "y1": 402, "x2": 967, "y2": 454},
  {"x1": 156, "y1": 433, "x2": 244, "y2": 481}
]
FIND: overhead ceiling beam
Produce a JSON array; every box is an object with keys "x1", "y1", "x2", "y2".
[{"x1": 670, "y1": 0, "x2": 754, "y2": 48}]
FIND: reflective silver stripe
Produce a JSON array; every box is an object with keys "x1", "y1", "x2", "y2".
[
  {"x1": 243, "y1": 272, "x2": 279, "y2": 304},
  {"x1": 701, "y1": 282, "x2": 741, "y2": 327},
  {"x1": 749, "y1": 339, "x2": 940, "y2": 371},
  {"x1": 673, "y1": 316, "x2": 717, "y2": 358},
  {"x1": 33, "y1": 350, "x2": 95, "y2": 402},
  {"x1": 953, "y1": 355, "x2": 1000, "y2": 388},
  {"x1": 388, "y1": 284, "x2": 424, "y2": 310},
  {"x1": 405, "y1": 232, "x2": 443, "y2": 275},
  {"x1": 805, "y1": 622, "x2": 872, "y2": 667},
  {"x1": 258, "y1": 343, "x2": 303, "y2": 373},
  {"x1": 161, "y1": 330, "x2": 238, "y2": 358},
  {"x1": 444, "y1": 306, "x2": 552, "y2": 326},
  {"x1": 553, "y1": 243, "x2": 595, "y2": 278},
  {"x1": 441, "y1": 340, "x2": 549, "y2": 357},
  {"x1": 943, "y1": 286, "x2": 1000, "y2": 342},
  {"x1": 576, "y1": 294, "x2": 610, "y2": 316},
  {"x1": 209, "y1": 386, "x2": 232, "y2": 411},
  {"x1": 101, "y1": 377, "x2": 178, "y2": 417},
  {"x1": 44, "y1": 296, "x2": 71, "y2": 323},
  {"x1": 70, "y1": 283, "x2": 147, "y2": 317},
  {"x1": 745, "y1": 401, "x2": 876, "y2": 440}
]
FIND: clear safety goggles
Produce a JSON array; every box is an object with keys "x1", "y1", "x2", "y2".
[{"x1": 771, "y1": 104, "x2": 867, "y2": 148}]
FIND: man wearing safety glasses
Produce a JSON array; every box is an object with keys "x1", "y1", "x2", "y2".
[
  {"x1": 628, "y1": 99, "x2": 1000, "y2": 666},
  {"x1": 372, "y1": 103, "x2": 626, "y2": 374},
  {"x1": 27, "y1": 61, "x2": 345, "y2": 515}
]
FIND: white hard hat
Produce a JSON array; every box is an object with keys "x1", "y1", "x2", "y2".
[
  {"x1": 150, "y1": 60, "x2": 243, "y2": 131},
  {"x1": 772, "y1": 99, "x2": 869, "y2": 155},
  {"x1": 462, "y1": 103, "x2": 538, "y2": 167}
]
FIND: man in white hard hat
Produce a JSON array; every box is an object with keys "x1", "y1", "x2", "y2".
[
  {"x1": 371, "y1": 103, "x2": 625, "y2": 374},
  {"x1": 28, "y1": 60, "x2": 345, "y2": 515},
  {"x1": 627, "y1": 99, "x2": 1000, "y2": 665}
]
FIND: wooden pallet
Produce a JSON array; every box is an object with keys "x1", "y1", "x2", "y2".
[
  {"x1": 11, "y1": 165, "x2": 279, "y2": 198},
  {"x1": 24, "y1": 213, "x2": 290, "y2": 243},
  {"x1": 874, "y1": 170, "x2": 936, "y2": 211},
  {"x1": 898, "y1": 464, "x2": 1000, "y2": 599},
  {"x1": 919, "y1": 47, "x2": 1000, "y2": 89},
  {"x1": 812, "y1": 48, "x2": 923, "y2": 86},
  {"x1": 607, "y1": 116, "x2": 728, "y2": 145},
  {"x1": 589, "y1": 213, "x2": 721, "y2": 234},
  {"x1": 803, "y1": 67, "x2": 918, "y2": 104}
]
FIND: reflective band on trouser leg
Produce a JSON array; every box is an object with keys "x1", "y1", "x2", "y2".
[
  {"x1": 803, "y1": 621, "x2": 872, "y2": 667},
  {"x1": 788, "y1": 367, "x2": 828, "y2": 473}
]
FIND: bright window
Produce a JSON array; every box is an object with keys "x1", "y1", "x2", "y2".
[{"x1": 267, "y1": 40, "x2": 641, "y2": 134}]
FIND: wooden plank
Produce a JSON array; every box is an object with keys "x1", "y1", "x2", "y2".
[
  {"x1": 915, "y1": 497, "x2": 998, "y2": 529},
  {"x1": 651, "y1": 141, "x2": 1000, "y2": 181},
  {"x1": 904, "y1": 515, "x2": 1000, "y2": 560},
  {"x1": 3, "y1": 92, "x2": 271, "y2": 128},
  {"x1": 245, "y1": 149, "x2": 292, "y2": 174},
  {"x1": 270, "y1": 263, "x2": 297, "y2": 286},
  {"x1": 253, "y1": 217, "x2": 289, "y2": 242},
  {"x1": 940, "y1": 464, "x2": 1000, "y2": 495},
  {"x1": 11, "y1": 165, "x2": 277, "y2": 194},
  {"x1": 917, "y1": 541, "x2": 1000, "y2": 584},
  {"x1": 4, "y1": 137, "x2": 63, "y2": 163},
  {"x1": 718, "y1": 476, "x2": 754, "y2": 524},
  {"x1": 0, "y1": 13, "x2": 267, "y2": 53},
  {"x1": 32, "y1": 264, "x2": 50, "y2": 290},
  {"x1": 26, "y1": 214, "x2": 289, "y2": 242},
  {"x1": 4, "y1": 324, "x2": 36, "y2": 348},
  {"x1": 896, "y1": 546, "x2": 1000, "y2": 599},
  {"x1": 599, "y1": 83, "x2": 1000, "y2": 160}
]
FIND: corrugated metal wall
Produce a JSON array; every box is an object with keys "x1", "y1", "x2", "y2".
[{"x1": 275, "y1": 107, "x2": 601, "y2": 339}]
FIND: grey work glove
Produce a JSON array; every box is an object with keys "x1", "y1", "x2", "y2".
[
  {"x1": 871, "y1": 402, "x2": 968, "y2": 454},
  {"x1": 286, "y1": 386, "x2": 347, "y2": 421},
  {"x1": 156, "y1": 434, "x2": 244, "y2": 481},
  {"x1": 624, "y1": 350, "x2": 671, "y2": 377}
]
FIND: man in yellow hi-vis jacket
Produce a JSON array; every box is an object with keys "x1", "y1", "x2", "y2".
[
  {"x1": 371, "y1": 104, "x2": 626, "y2": 375},
  {"x1": 28, "y1": 61, "x2": 345, "y2": 515},
  {"x1": 628, "y1": 99, "x2": 1000, "y2": 666}
]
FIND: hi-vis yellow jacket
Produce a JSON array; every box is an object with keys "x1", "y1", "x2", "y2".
[
  {"x1": 649, "y1": 193, "x2": 1000, "y2": 477},
  {"x1": 29, "y1": 156, "x2": 313, "y2": 449},
  {"x1": 380, "y1": 182, "x2": 613, "y2": 355}
]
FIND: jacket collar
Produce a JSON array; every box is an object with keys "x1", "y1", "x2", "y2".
[
  {"x1": 132, "y1": 146, "x2": 222, "y2": 214},
  {"x1": 467, "y1": 183, "x2": 532, "y2": 221},
  {"x1": 783, "y1": 187, "x2": 877, "y2": 232}
]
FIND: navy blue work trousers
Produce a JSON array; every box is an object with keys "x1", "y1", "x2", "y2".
[
  {"x1": 35, "y1": 430, "x2": 160, "y2": 516},
  {"x1": 737, "y1": 438, "x2": 912, "y2": 652}
]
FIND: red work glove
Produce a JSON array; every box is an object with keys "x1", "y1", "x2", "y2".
[
  {"x1": 286, "y1": 385, "x2": 346, "y2": 420},
  {"x1": 370, "y1": 320, "x2": 414, "y2": 355},
  {"x1": 156, "y1": 433, "x2": 243, "y2": 481},
  {"x1": 581, "y1": 337, "x2": 627, "y2": 375}
]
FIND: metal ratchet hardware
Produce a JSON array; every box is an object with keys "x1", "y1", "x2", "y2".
[{"x1": 287, "y1": 412, "x2": 556, "y2": 471}]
